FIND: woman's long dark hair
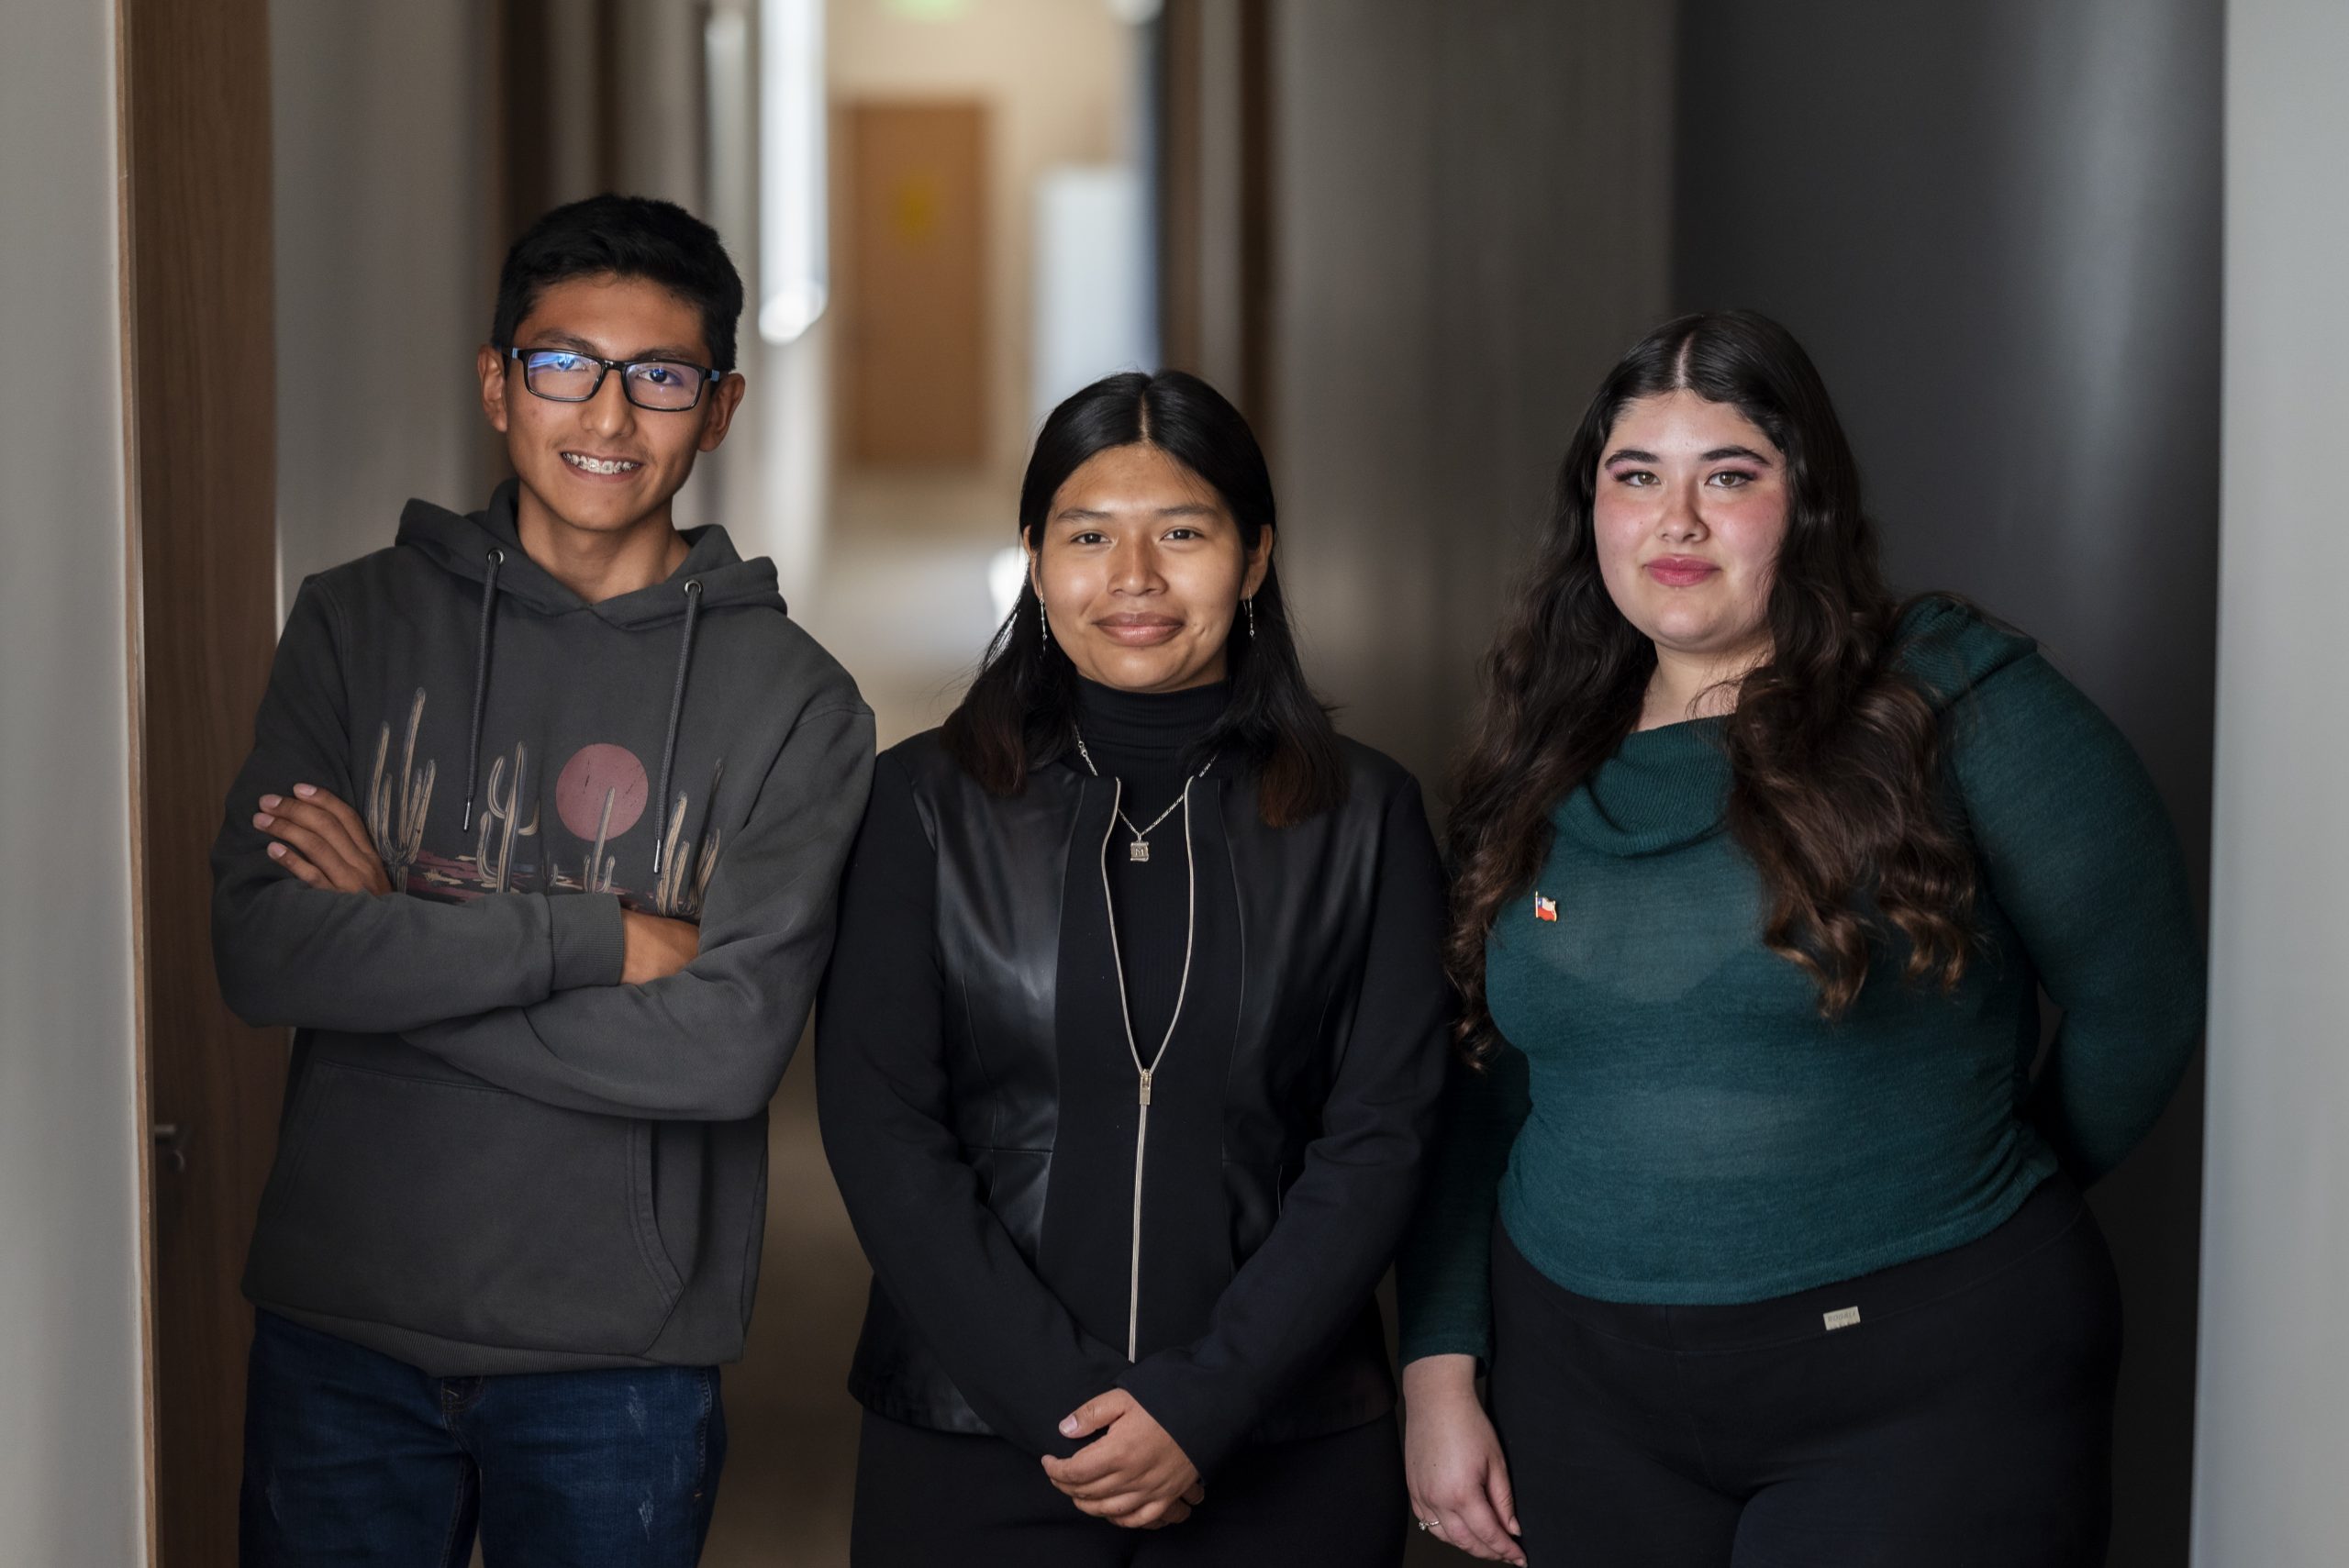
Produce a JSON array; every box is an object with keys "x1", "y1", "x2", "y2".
[
  {"x1": 1448, "y1": 310, "x2": 1977, "y2": 1057},
  {"x1": 942, "y1": 370, "x2": 1345, "y2": 826}
]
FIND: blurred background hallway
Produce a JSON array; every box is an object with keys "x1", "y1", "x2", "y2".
[
  {"x1": 264, "y1": 11, "x2": 2217, "y2": 1556},
  {"x1": 25, "y1": 2, "x2": 2349, "y2": 1564}
]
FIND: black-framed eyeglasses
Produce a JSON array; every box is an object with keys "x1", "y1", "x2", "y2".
[{"x1": 504, "y1": 346, "x2": 722, "y2": 412}]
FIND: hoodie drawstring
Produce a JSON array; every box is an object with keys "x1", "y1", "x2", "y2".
[
  {"x1": 651, "y1": 579, "x2": 705, "y2": 877},
  {"x1": 458, "y1": 548, "x2": 505, "y2": 831},
  {"x1": 452, "y1": 552, "x2": 706, "y2": 876}
]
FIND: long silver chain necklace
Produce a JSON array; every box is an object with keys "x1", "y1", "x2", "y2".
[
  {"x1": 1072, "y1": 728, "x2": 1203, "y2": 1359},
  {"x1": 1072, "y1": 728, "x2": 1219, "y2": 862}
]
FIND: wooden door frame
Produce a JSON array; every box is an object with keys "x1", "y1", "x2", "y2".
[
  {"x1": 115, "y1": 10, "x2": 157, "y2": 1559},
  {"x1": 116, "y1": 0, "x2": 284, "y2": 1562}
]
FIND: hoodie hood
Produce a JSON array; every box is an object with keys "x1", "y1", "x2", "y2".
[
  {"x1": 395, "y1": 478, "x2": 785, "y2": 628},
  {"x1": 1554, "y1": 595, "x2": 2040, "y2": 860},
  {"x1": 395, "y1": 478, "x2": 791, "y2": 870}
]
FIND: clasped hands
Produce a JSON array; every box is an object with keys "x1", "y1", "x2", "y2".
[
  {"x1": 1041, "y1": 1389, "x2": 1205, "y2": 1530},
  {"x1": 251, "y1": 783, "x2": 698, "y2": 983}
]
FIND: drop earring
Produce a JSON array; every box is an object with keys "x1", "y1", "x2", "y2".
[
  {"x1": 1244, "y1": 597, "x2": 1258, "y2": 639},
  {"x1": 1039, "y1": 602, "x2": 1053, "y2": 651}
]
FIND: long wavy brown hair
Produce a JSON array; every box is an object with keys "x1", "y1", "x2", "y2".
[{"x1": 1447, "y1": 310, "x2": 1978, "y2": 1060}]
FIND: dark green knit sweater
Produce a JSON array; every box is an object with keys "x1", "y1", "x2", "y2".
[{"x1": 1397, "y1": 600, "x2": 2204, "y2": 1362}]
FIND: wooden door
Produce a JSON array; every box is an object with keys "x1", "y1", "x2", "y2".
[
  {"x1": 118, "y1": 0, "x2": 285, "y2": 1561},
  {"x1": 842, "y1": 100, "x2": 989, "y2": 466}
]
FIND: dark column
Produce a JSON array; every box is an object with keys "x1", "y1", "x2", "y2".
[{"x1": 1672, "y1": 5, "x2": 2222, "y2": 1562}]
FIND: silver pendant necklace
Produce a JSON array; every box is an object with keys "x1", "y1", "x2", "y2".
[{"x1": 1072, "y1": 728, "x2": 1219, "y2": 862}]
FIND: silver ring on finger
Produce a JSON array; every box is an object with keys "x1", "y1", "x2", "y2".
[{"x1": 1418, "y1": 1517, "x2": 1442, "y2": 1532}]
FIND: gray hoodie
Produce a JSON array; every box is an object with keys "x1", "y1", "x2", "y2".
[{"x1": 213, "y1": 480, "x2": 874, "y2": 1373}]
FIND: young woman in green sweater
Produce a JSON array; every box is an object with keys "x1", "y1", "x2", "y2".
[{"x1": 1396, "y1": 310, "x2": 2203, "y2": 1567}]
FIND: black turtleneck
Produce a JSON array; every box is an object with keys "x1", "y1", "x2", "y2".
[
  {"x1": 1069, "y1": 673, "x2": 1227, "y2": 788},
  {"x1": 1068, "y1": 676, "x2": 1230, "y2": 1054}
]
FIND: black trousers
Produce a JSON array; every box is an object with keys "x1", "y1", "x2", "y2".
[
  {"x1": 1489, "y1": 1174, "x2": 2122, "y2": 1568},
  {"x1": 849, "y1": 1409, "x2": 1407, "y2": 1567}
]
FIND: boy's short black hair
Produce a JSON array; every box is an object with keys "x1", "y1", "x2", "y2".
[{"x1": 492, "y1": 194, "x2": 746, "y2": 373}]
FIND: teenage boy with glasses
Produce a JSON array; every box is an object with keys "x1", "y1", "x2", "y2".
[{"x1": 213, "y1": 194, "x2": 873, "y2": 1566}]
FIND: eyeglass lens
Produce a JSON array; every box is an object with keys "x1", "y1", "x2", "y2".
[{"x1": 520, "y1": 350, "x2": 706, "y2": 411}]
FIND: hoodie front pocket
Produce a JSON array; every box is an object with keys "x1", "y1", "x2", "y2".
[{"x1": 247, "y1": 1062, "x2": 683, "y2": 1356}]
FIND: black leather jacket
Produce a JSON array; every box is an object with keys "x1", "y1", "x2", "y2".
[{"x1": 817, "y1": 729, "x2": 1451, "y2": 1477}]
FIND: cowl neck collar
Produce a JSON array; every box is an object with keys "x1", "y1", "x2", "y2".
[
  {"x1": 1553, "y1": 717, "x2": 1732, "y2": 859},
  {"x1": 1548, "y1": 596, "x2": 2040, "y2": 860}
]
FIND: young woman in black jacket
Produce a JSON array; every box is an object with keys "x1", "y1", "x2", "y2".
[{"x1": 816, "y1": 371, "x2": 1449, "y2": 1566}]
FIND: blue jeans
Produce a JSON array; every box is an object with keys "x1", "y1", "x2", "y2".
[{"x1": 240, "y1": 1311, "x2": 725, "y2": 1567}]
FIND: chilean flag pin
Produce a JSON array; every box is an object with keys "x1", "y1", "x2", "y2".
[{"x1": 1533, "y1": 893, "x2": 1558, "y2": 922}]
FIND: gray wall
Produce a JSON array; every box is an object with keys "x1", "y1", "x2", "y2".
[
  {"x1": 2193, "y1": 1, "x2": 2349, "y2": 1561},
  {"x1": 1671, "y1": 4, "x2": 2221, "y2": 1563},
  {"x1": 272, "y1": 0, "x2": 500, "y2": 606},
  {"x1": 1271, "y1": 0, "x2": 1679, "y2": 786},
  {"x1": 0, "y1": 1, "x2": 149, "y2": 1560}
]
